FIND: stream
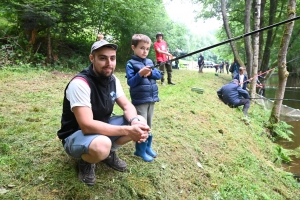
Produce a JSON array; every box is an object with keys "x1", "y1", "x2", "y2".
[{"x1": 265, "y1": 74, "x2": 300, "y2": 175}]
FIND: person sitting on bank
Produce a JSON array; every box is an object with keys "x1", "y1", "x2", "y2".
[
  {"x1": 57, "y1": 39, "x2": 150, "y2": 186},
  {"x1": 217, "y1": 79, "x2": 251, "y2": 116}
]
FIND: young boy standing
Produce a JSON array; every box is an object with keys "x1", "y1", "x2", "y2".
[{"x1": 125, "y1": 34, "x2": 162, "y2": 162}]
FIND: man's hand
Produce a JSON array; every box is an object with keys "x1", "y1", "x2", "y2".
[
  {"x1": 167, "y1": 53, "x2": 173, "y2": 60},
  {"x1": 256, "y1": 84, "x2": 263, "y2": 88},
  {"x1": 129, "y1": 115, "x2": 150, "y2": 142},
  {"x1": 128, "y1": 124, "x2": 150, "y2": 142}
]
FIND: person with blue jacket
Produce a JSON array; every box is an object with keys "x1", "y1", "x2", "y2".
[
  {"x1": 229, "y1": 59, "x2": 240, "y2": 78},
  {"x1": 233, "y1": 67, "x2": 251, "y2": 90},
  {"x1": 126, "y1": 34, "x2": 162, "y2": 162},
  {"x1": 217, "y1": 79, "x2": 251, "y2": 116}
]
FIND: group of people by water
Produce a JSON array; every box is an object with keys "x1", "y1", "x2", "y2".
[
  {"x1": 216, "y1": 59, "x2": 266, "y2": 117},
  {"x1": 197, "y1": 53, "x2": 266, "y2": 117}
]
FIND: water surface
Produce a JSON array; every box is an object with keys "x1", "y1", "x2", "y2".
[{"x1": 265, "y1": 75, "x2": 300, "y2": 175}]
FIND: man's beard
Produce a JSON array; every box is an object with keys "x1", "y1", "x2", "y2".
[{"x1": 98, "y1": 67, "x2": 114, "y2": 77}]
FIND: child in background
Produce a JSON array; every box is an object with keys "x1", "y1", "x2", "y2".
[{"x1": 125, "y1": 34, "x2": 162, "y2": 162}]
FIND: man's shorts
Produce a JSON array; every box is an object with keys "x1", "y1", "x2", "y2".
[{"x1": 63, "y1": 115, "x2": 128, "y2": 159}]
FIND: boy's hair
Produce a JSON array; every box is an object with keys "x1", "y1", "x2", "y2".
[{"x1": 131, "y1": 34, "x2": 151, "y2": 47}]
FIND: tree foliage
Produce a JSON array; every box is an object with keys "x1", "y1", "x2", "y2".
[
  {"x1": 0, "y1": 0, "x2": 196, "y2": 67},
  {"x1": 193, "y1": 0, "x2": 300, "y2": 73}
]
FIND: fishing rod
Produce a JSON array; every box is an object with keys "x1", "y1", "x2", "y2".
[
  {"x1": 240, "y1": 67, "x2": 275, "y2": 85},
  {"x1": 168, "y1": 16, "x2": 300, "y2": 62}
]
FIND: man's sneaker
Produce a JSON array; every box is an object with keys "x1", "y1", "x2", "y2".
[
  {"x1": 78, "y1": 159, "x2": 96, "y2": 186},
  {"x1": 161, "y1": 82, "x2": 165, "y2": 86},
  {"x1": 103, "y1": 151, "x2": 127, "y2": 172}
]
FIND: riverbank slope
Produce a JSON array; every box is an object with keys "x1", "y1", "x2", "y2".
[{"x1": 0, "y1": 67, "x2": 299, "y2": 199}]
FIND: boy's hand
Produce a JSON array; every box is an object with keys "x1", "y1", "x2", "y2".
[{"x1": 139, "y1": 66, "x2": 152, "y2": 77}]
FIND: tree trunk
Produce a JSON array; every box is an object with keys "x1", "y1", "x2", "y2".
[
  {"x1": 249, "y1": 0, "x2": 261, "y2": 98},
  {"x1": 260, "y1": 0, "x2": 278, "y2": 72},
  {"x1": 244, "y1": 0, "x2": 253, "y2": 77},
  {"x1": 258, "y1": 0, "x2": 266, "y2": 68},
  {"x1": 46, "y1": 28, "x2": 53, "y2": 65},
  {"x1": 221, "y1": 0, "x2": 245, "y2": 68},
  {"x1": 29, "y1": 28, "x2": 37, "y2": 45},
  {"x1": 269, "y1": 0, "x2": 295, "y2": 124}
]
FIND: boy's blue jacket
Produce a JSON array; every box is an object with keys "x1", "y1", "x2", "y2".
[{"x1": 126, "y1": 55, "x2": 161, "y2": 105}]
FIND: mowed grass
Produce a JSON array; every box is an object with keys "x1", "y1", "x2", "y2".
[{"x1": 0, "y1": 66, "x2": 299, "y2": 200}]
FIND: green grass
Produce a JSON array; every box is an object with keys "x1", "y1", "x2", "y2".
[{"x1": 0, "y1": 67, "x2": 299, "y2": 199}]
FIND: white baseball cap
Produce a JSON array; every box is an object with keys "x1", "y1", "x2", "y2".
[{"x1": 90, "y1": 40, "x2": 118, "y2": 53}]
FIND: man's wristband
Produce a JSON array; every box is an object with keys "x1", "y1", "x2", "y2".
[{"x1": 129, "y1": 116, "x2": 140, "y2": 125}]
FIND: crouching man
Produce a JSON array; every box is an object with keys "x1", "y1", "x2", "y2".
[
  {"x1": 57, "y1": 40, "x2": 150, "y2": 186},
  {"x1": 217, "y1": 79, "x2": 251, "y2": 116}
]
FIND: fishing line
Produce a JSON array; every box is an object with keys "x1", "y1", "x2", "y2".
[
  {"x1": 287, "y1": 56, "x2": 300, "y2": 64},
  {"x1": 250, "y1": 97, "x2": 300, "y2": 102},
  {"x1": 282, "y1": 89, "x2": 300, "y2": 93},
  {"x1": 265, "y1": 86, "x2": 300, "y2": 89}
]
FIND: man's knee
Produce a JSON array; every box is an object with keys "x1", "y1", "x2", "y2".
[
  {"x1": 243, "y1": 99, "x2": 250, "y2": 105},
  {"x1": 89, "y1": 136, "x2": 111, "y2": 160}
]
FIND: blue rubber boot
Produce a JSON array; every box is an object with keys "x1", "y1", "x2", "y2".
[
  {"x1": 134, "y1": 142, "x2": 153, "y2": 162},
  {"x1": 146, "y1": 134, "x2": 157, "y2": 158}
]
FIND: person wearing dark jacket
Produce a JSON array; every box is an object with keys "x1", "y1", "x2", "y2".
[
  {"x1": 229, "y1": 59, "x2": 240, "y2": 78},
  {"x1": 198, "y1": 53, "x2": 204, "y2": 73},
  {"x1": 217, "y1": 79, "x2": 251, "y2": 116},
  {"x1": 233, "y1": 67, "x2": 251, "y2": 90},
  {"x1": 57, "y1": 40, "x2": 150, "y2": 186},
  {"x1": 225, "y1": 61, "x2": 229, "y2": 74},
  {"x1": 126, "y1": 34, "x2": 161, "y2": 162}
]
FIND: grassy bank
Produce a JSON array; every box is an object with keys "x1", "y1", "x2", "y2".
[{"x1": 0, "y1": 66, "x2": 299, "y2": 199}]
